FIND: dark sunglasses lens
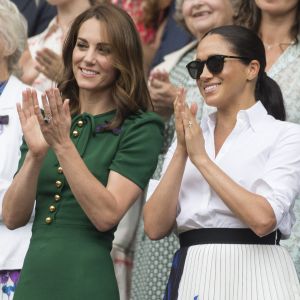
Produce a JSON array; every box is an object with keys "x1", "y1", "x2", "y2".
[
  {"x1": 186, "y1": 61, "x2": 203, "y2": 79},
  {"x1": 207, "y1": 56, "x2": 224, "y2": 74}
]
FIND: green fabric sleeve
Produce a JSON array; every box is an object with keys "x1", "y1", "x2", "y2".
[{"x1": 109, "y1": 112, "x2": 164, "y2": 190}]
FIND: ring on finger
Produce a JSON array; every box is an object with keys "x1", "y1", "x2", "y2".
[
  {"x1": 43, "y1": 114, "x2": 52, "y2": 124},
  {"x1": 188, "y1": 120, "x2": 192, "y2": 128}
]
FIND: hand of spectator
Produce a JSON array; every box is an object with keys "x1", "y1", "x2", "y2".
[
  {"x1": 35, "y1": 48, "x2": 64, "y2": 82},
  {"x1": 19, "y1": 48, "x2": 39, "y2": 85},
  {"x1": 35, "y1": 88, "x2": 71, "y2": 151},
  {"x1": 17, "y1": 89, "x2": 49, "y2": 160},
  {"x1": 34, "y1": 88, "x2": 71, "y2": 152},
  {"x1": 174, "y1": 87, "x2": 187, "y2": 151},
  {"x1": 148, "y1": 69, "x2": 178, "y2": 119},
  {"x1": 181, "y1": 101, "x2": 207, "y2": 166}
]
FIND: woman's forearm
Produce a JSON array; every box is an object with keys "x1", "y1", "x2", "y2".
[
  {"x1": 2, "y1": 151, "x2": 42, "y2": 229},
  {"x1": 194, "y1": 156, "x2": 276, "y2": 236},
  {"x1": 144, "y1": 146, "x2": 187, "y2": 240},
  {"x1": 53, "y1": 141, "x2": 128, "y2": 232}
]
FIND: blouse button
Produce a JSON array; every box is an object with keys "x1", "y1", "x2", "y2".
[
  {"x1": 77, "y1": 120, "x2": 84, "y2": 127},
  {"x1": 45, "y1": 217, "x2": 52, "y2": 224},
  {"x1": 54, "y1": 194, "x2": 61, "y2": 202},
  {"x1": 57, "y1": 166, "x2": 63, "y2": 174},
  {"x1": 55, "y1": 180, "x2": 62, "y2": 188},
  {"x1": 49, "y1": 205, "x2": 56, "y2": 212},
  {"x1": 72, "y1": 130, "x2": 79, "y2": 137}
]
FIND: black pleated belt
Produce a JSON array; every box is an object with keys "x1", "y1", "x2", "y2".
[{"x1": 179, "y1": 228, "x2": 281, "y2": 248}]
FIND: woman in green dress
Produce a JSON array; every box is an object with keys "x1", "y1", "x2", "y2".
[{"x1": 2, "y1": 4, "x2": 163, "y2": 300}]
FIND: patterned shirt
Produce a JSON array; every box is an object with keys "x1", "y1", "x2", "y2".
[{"x1": 268, "y1": 40, "x2": 300, "y2": 278}]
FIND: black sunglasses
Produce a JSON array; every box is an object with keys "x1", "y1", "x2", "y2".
[{"x1": 186, "y1": 55, "x2": 250, "y2": 79}]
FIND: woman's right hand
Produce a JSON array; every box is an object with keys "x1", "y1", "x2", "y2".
[
  {"x1": 174, "y1": 88, "x2": 187, "y2": 153},
  {"x1": 17, "y1": 89, "x2": 49, "y2": 160},
  {"x1": 19, "y1": 48, "x2": 39, "y2": 85},
  {"x1": 148, "y1": 69, "x2": 178, "y2": 119}
]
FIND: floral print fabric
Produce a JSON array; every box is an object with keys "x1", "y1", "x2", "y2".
[
  {"x1": 0, "y1": 270, "x2": 20, "y2": 300},
  {"x1": 268, "y1": 40, "x2": 300, "y2": 279},
  {"x1": 111, "y1": 0, "x2": 156, "y2": 44}
]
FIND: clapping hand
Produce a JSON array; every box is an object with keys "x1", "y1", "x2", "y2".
[
  {"x1": 148, "y1": 69, "x2": 178, "y2": 119},
  {"x1": 174, "y1": 87, "x2": 207, "y2": 165},
  {"x1": 17, "y1": 89, "x2": 49, "y2": 159},
  {"x1": 35, "y1": 48, "x2": 64, "y2": 82},
  {"x1": 34, "y1": 88, "x2": 71, "y2": 152}
]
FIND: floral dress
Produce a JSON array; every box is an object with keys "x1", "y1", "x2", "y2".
[
  {"x1": 268, "y1": 40, "x2": 300, "y2": 279},
  {"x1": 0, "y1": 271, "x2": 20, "y2": 300},
  {"x1": 111, "y1": 0, "x2": 156, "y2": 44}
]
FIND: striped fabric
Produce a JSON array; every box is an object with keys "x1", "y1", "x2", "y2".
[{"x1": 165, "y1": 244, "x2": 300, "y2": 300}]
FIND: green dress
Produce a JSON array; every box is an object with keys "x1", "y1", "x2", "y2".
[{"x1": 13, "y1": 110, "x2": 163, "y2": 300}]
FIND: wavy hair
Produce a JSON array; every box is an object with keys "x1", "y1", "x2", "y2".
[
  {"x1": 58, "y1": 3, "x2": 151, "y2": 129},
  {"x1": 234, "y1": 0, "x2": 300, "y2": 44},
  {"x1": 0, "y1": 0, "x2": 27, "y2": 77}
]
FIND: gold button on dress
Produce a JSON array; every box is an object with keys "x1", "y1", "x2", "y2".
[
  {"x1": 55, "y1": 180, "x2": 62, "y2": 188},
  {"x1": 72, "y1": 130, "x2": 79, "y2": 137},
  {"x1": 45, "y1": 217, "x2": 52, "y2": 224}
]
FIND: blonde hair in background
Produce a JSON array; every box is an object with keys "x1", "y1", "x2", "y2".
[
  {"x1": 0, "y1": 0, "x2": 28, "y2": 77},
  {"x1": 174, "y1": 0, "x2": 240, "y2": 32}
]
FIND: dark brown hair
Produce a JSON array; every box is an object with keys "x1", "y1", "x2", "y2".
[
  {"x1": 203, "y1": 25, "x2": 286, "y2": 120},
  {"x1": 142, "y1": 0, "x2": 168, "y2": 29},
  {"x1": 58, "y1": 3, "x2": 151, "y2": 129},
  {"x1": 234, "y1": 0, "x2": 300, "y2": 44}
]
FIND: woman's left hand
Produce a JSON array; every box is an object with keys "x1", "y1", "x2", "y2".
[
  {"x1": 181, "y1": 102, "x2": 208, "y2": 165},
  {"x1": 34, "y1": 88, "x2": 72, "y2": 151},
  {"x1": 35, "y1": 48, "x2": 64, "y2": 82}
]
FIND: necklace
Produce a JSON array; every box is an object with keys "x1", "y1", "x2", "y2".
[{"x1": 263, "y1": 40, "x2": 295, "y2": 51}]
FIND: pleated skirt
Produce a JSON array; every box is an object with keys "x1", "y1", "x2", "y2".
[{"x1": 164, "y1": 244, "x2": 300, "y2": 300}]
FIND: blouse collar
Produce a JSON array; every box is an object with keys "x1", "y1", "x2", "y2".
[{"x1": 201, "y1": 101, "x2": 269, "y2": 133}]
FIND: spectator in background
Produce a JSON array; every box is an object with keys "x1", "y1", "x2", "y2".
[
  {"x1": 130, "y1": 1, "x2": 236, "y2": 299},
  {"x1": 150, "y1": 0, "x2": 194, "y2": 69},
  {"x1": 0, "y1": 1, "x2": 40, "y2": 299},
  {"x1": 19, "y1": 0, "x2": 97, "y2": 92},
  {"x1": 11, "y1": 0, "x2": 57, "y2": 37},
  {"x1": 234, "y1": 0, "x2": 300, "y2": 279},
  {"x1": 112, "y1": 0, "x2": 174, "y2": 73}
]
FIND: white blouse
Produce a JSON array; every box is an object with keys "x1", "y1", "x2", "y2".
[
  {"x1": 152, "y1": 101, "x2": 300, "y2": 238},
  {"x1": 0, "y1": 76, "x2": 40, "y2": 270}
]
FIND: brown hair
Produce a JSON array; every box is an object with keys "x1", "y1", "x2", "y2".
[
  {"x1": 142, "y1": 0, "x2": 168, "y2": 29},
  {"x1": 58, "y1": 3, "x2": 151, "y2": 129},
  {"x1": 234, "y1": 0, "x2": 300, "y2": 44}
]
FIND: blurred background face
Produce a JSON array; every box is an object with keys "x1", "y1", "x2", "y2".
[
  {"x1": 182, "y1": 0, "x2": 234, "y2": 39},
  {"x1": 255, "y1": 0, "x2": 299, "y2": 16}
]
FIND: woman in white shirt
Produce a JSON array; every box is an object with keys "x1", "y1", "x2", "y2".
[{"x1": 144, "y1": 25, "x2": 300, "y2": 300}]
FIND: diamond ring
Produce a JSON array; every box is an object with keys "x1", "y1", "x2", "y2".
[
  {"x1": 188, "y1": 121, "x2": 192, "y2": 128},
  {"x1": 43, "y1": 114, "x2": 52, "y2": 124}
]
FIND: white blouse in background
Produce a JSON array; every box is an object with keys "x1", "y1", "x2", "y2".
[{"x1": 150, "y1": 101, "x2": 300, "y2": 238}]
